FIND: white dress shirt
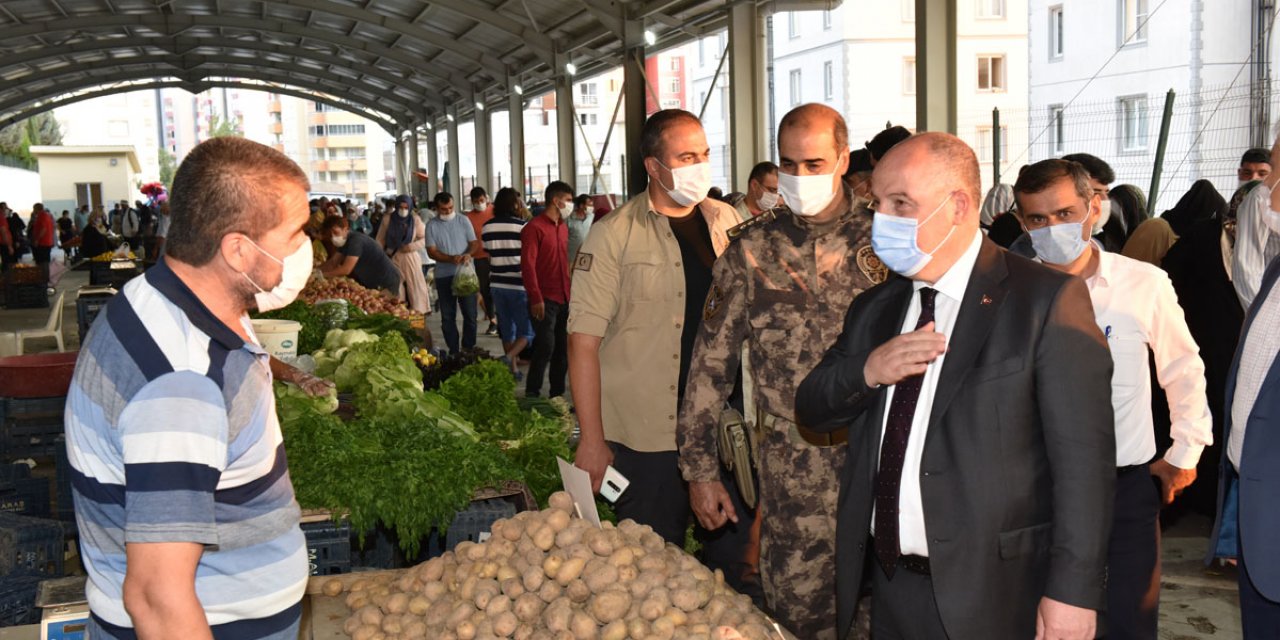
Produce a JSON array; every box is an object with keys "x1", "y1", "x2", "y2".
[
  {"x1": 1230, "y1": 274, "x2": 1280, "y2": 470},
  {"x1": 875, "y1": 230, "x2": 982, "y2": 557},
  {"x1": 1232, "y1": 183, "x2": 1280, "y2": 308},
  {"x1": 1084, "y1": 251, "x2": 1213, "y2": 469}
]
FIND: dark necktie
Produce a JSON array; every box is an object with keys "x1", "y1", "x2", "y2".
[{"x1": 874, "y1": 286, "x2": 937, "y2": 577}]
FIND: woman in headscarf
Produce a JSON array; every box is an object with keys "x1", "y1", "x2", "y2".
[
  {"x1": 979, "y1": 183, "x2": 1014, "y2": 229},
  {"x1": 377, "y1": 194, "x2": 432, "y2": 314},
  {"x1": 1123, "y1": 181, "x2": 1226, "y2": 266},
  {"x1": 1156, "y1": 181, "x2": 1252, "y2": 517},
  {"x1": 1110, "y1": 184, "x2": 1149, "y2": 241}
]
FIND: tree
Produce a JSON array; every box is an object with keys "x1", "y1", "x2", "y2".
[
  {"x1": 158, "y1": 147, "x2": 177, "y2": 189},
  {"x1": 0, "y1": 112, "x2": 63, "y2": 163},
  {"x1": 208, "y1": 115, "x2": 242, "y2": 138}
]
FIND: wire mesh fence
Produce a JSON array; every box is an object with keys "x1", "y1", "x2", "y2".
[{"x1": 966, "y1": 81, "x2": 1277, "y2": 213}]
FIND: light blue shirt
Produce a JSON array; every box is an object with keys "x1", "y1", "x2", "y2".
[
  {"x1": 567, "y1": 212, "x2": 593, "y2": 262},
  {"x1": 425, "y1": 214, "x2": 476, "y2": 278}
]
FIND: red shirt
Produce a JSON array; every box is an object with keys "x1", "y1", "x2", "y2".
[
  {"x1": 466, "y1": 206, "x2": 494, "y2": 259},
  {"x1": 30, "y1": 211, "x2": 55, "y2": 248},
  {"x1": 520, "y1": 213, "x2": 570, "y2": 306}
]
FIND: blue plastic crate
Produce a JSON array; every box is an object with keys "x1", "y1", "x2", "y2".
[
  {"x1": 0, "y1": 513, "x2": 64, "y2": 577},
  {"x1": 445, "y1": 498, "x2": 517, "y2": 550},
  {"x1": 0, "y1": 574, "x2": 43, "y2": 626},
  {"x1": 0, "y1": 476, "x2": 51, "y2": 518},
  {"x1": 0, "y1": 396, "x2": 66, "y2": 460},
  {"x1": 301, "y1": 520, "x2": 351, "y2": 576}
]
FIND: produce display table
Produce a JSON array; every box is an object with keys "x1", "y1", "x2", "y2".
[{"x1": 302, "y1": 570, "x2": 403, "y2": 640}]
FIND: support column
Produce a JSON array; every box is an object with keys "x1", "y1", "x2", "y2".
[
  {"x1": 728, "y1": 3, "x2": 769, "y2": 191},
  {"x1": 509, "y1": 76, "x2": 526, "y2": 199},
  {"x1": 555, "y1": 54, "x2": 577, "y2": 187},
  {"x1": 409, "y1": 130, "x2": 421, "y2": 202},
  {"x1": 425, "y1": 126, "x2": 439, "y2": 201},
  {"x1": 915, "y1": 0, "x2": 958, "y2": 133},
  {"x1": 623, "y1": 21, "x2": 648, "y2": 198},
  {"x1": 474, "y1": 105, "x2": 493, "y2": 193},
  {"x1": 394, "y1": 137, "x2": 407, "y2": 193},
  {"x1": 447, "y1": 109, "x2": 462, "y2": 199}
]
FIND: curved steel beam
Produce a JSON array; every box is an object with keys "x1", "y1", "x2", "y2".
[
  {"x1": 0, "y1": 14, "x2": 487, "y2": 91},
  {"x1": 0, "y1": 54, "x2": 425, "y2": 122},
  {"x1": 0, "y1": 68, "x2": 405, "y2": 131},
  {"x1": 0, "y1": 35, "x2": 434, "y2": 99},
  {"x1": 0, "y1": 80, "x2": 400, "y2": 135}
]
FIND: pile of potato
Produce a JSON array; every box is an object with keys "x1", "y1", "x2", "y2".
[{"x1": 329, "y1": 492, "x2": 787, "y2": 640}]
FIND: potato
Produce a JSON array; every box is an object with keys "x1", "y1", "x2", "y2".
[
  {"x1": 583, "y1": 560, "x2": 619, "y2": 593},
  {"x1": 584, "y1": 529, "x2": 614, "y2": 557},
  {"x1": 542, "y1": 552, "x2": 565, "y2": 579},
  {"x1": 626, "y1": 617, "x2": 649, "y2": 639},
  {"x1": 358, "y1": 605, "x2": 384, "y2": 626},
  {"x1": 403, "y1": 619, "x2": 429, "y2": 638},
  {"x1": 522, "y1": 566, "x2": 545, "y2": 592},
  {"x1": 548, "y1": 491, "x2": 575, "y2": 513},
  {"x1": 497, "y1": 564, "x2": 520, "y2": 583},
  {"x1": 322, "y1": 578, "x2": 344, "y2": 597},
  {"x1": 568, "y1": 610, "x2": 598, "y2": 640},
  {"x1": 588, "y1": 590, "x2": 632, "y2": 624},
  {"x1": 640, "y1": 596, "x2": 667, "y2": 621},
  {"x1": 532, "y1": 525, "x2": 556, "y2": 551},
  {"x1": 351, "y1": 625, "x2": 380, "y2": 640},
  {"x1": 514, "y1": 623, "x2": 535, "y2": 640},
  {"x1": 670, "y1": 587, "x2": 703, "y2": 612},
  {"x1": 554, "y1": 557, "x2": 587, "y2": 586},
  {"x1": 514, "y1": 592, "x2": 545, "y2": 622},
  {"x1": 422, "y1": 558, "x2": 446, "y2": 582},
  {"x1": 384, "y1": 592, "x2": 410, "y2": 615},
  {"x1": 456, "y1": 619, "x2": 477, "y2": 640},
  {"x1": 423, "y1": 581, "x2": 448, "y2": 602},
  {"x1": 543, "y1": 597, "x2": 573, "y2": 632},
  {"x1": 344, "y1": 616, "x2": 362, "y2": 635},
  {"x1": 650, "y1": 616, "x2": 677, "y2": 640},
  {"x1": 617, "y1": 564, "x2": 639, "y2": 583},
  {"x1": 380, "y1": 613, "x2": 403, "y2": 634},
  {"x1": 479, "y1": 561, "x2": 501, "y2": 579},
  {"x1": 600, "y1": 620, "x2": 629, "y2": 640},
  {"x1": 565, "y1": 579, "x2": 590, "y2": 604},
  {"x1": 545, "y1": 508, "x2": 571, "y2": 532},
  {"x1": 662, "y1": 608, "x2": 688, "y2": 627},
  {"x1": 346, "y1": 592, "x2": 370, "y2": 610},
  {"x1": 492, "y1": 610, "x2": 519, "y2": 637},
  {"x1": 641, "y1": 532, "x2": 665, "y2": 552},
  {"x1": 501, "y1": 577, "x2": 525, "y2": 599},
  {"x1": 486, "y1": 594, "x2": 513, "y2": 616},
  {"x1": 448, "y1": 601, "x2": 477, "y2": 629},
  {"x1": 350, "y1": 578, "x2": 372, "y2": 592},
  {"x1": 537, "y1": 581, "x2": 562, "y2": 603},
  {"x1": 554, "y1": 526, "x2": 583, "y2": 549},
  {"x1": 408, "y1": 595, "x2": 430, "y2": 615}
]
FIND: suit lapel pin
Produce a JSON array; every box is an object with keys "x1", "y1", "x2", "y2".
[{"x1": 980, "y1": 294, "x2": 993, "y2": 305}]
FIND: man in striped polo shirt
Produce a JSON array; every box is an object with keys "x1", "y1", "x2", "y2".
[
  {"x1": 65, "y1": 137, "x2": 312, "y2": 639},
  {"x1": 482, "y1": 187, "x2": 535, "y2": 379}
]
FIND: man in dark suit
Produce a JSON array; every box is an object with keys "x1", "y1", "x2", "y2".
[
  {"x1": 796, "y1": 132, "x2": 1116, "y2": 640},
  {"x1": 1208, "y1": 249, "x2": 1280, "y2": 638}
]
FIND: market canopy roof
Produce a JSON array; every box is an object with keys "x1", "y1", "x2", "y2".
[{"x1": 0, "y1": 0, "x2": 740, "y2": 132}]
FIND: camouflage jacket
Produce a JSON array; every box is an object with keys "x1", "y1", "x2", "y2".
[{"x1": 677, "y1": 194, "x2": 885, "y2": 482}]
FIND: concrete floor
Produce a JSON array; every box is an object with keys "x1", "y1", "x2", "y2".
[{"x1": 0, "y1": 260, "x2": 1245, "y2": 638}]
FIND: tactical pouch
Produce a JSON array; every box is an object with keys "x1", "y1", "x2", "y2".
[{"x1": 717, "y1": 408, "x2": 757, "y2": 508}]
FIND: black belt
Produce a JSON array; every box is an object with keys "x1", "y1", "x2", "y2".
[
  {"x1": 897, "y1": 554, "x2": 931, "y2": 575},
  {"x1": 1117, "y1": 463, "x2": 1148, "y2": 476}
]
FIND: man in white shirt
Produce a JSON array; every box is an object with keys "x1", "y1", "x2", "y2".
[
  {"x1": 1233, "y1": 144, "x2": 1280, "y2": 308},
  {"x1": 1013, "y1": 158, "x2": 1213, "y2": 640}
]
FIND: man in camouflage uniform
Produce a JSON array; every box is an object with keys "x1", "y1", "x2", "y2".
[{"x1": 677, "y1": 103, "x2": 885, "y2": 639}]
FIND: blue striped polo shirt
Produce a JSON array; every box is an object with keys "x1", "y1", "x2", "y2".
[
  {"x1": 64, "y1": 258, "x2": 308, "y2": 639},
  {"x1": 482, "y1": 215, "x2": 526, "y2": 291}
]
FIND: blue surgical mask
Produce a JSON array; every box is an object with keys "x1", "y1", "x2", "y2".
[
  {"x1": 1028, "y1": 222, "x2": 1089, "y2": 265},
  {"x1": 871, "y1": 193, "x2": 955, "y2": 277}
]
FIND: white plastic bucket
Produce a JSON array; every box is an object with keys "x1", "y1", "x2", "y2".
[{"x1": 250, "y1": 319, "x2": 301, "y2": 361}]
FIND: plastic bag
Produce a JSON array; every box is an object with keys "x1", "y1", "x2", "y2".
[{"x1": 452, "y1": 261, "x2": 480, "y2": 297}]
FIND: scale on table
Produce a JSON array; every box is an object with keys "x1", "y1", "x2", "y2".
[{"x1": 33, "y1": 577, "x2": 87, "y2": 640}]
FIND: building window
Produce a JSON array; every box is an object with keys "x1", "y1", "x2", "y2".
[
  {"x1": 976, "y1": 0, "x2": 1005, "y2": 19},
  {"x1": 1118, "y1": 95, "x2": 1149, "y2": 152},
  {"x1": 313, "y1": 101, "x2": 340, "y2": 112},
  {"x1": 789, "y1": 69, "x2": 802, "y2": 106},
  {"x1": 1049, "y1": 105, "x2": 1065, "y2": 155},
  {"x1": 822, "y1": 10, "x2": 832, "y2": 30},
  {"x1": 977, "y1": 55, "x2": 1006, "y2": 92},
  {"x1": 323, "y1": 124, "x2": 366, "y2": 136},
  {"x1": 699, "y1": 39, "x2": 706, "y2": 66},
  {"x1": 75, "y1": 183, "x2": 103, "y2": 210},
  {"x1": 1120, "y1": 0, "x2": 1149, "y2": 44},
  {"x1": 581, "y1": 82, "x2": 598, "y2": 106},
  {"x1": 788, "y1": 13, "x2": 799, "y2": 39},
  {"x1": 667, "y1": 78, "x2": 681, "y2": 94},
  {"x1": 579, "y1": 113, "x2": 598, "y2": 126},
  {"x1": 1049, "y1": 6, "x2": 1064, "y2": 59},
  {"x1": 669, "y1": 57, "x2": 680, "y2": 72},
  {"x1": 823, "y1": 62, "x2": 834, "y2": 101},
  {"x1": 903, "y1": 57, "x2": 916, "y2": 95},
  {"x1": 902, "y1": 0, "x2": 915, "y2": 22},
  {"x1": 975, "y1": 126, "x2": 1009, "y2": 162}
]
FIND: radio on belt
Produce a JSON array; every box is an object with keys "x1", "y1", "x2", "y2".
[{"x1": 600, "y1": 465, "x2": 630, "y2": 503}]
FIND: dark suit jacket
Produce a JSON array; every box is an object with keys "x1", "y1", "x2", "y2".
[
  {"x1": 1209, "y1": 256, "x2": 1280, "y2": 600},
  {"x1": 796, "y1": 237, "x2": 1116, "y2": 639}
]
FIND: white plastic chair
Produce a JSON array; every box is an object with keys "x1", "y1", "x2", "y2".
[
  {"x1": 0, "y1": 331, "x2": 16, "y2": 358},
  {"x1": 17, "y1": 292, "x2": 66, "y2": 355}
]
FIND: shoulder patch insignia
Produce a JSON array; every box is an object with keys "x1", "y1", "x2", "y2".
[
  {"x1": 856, "y1": 245, "x2": 889, "y2": 285},
  {"x1": 727, "y1": 210, "x2": 776, "y2": 240},
  {"x1": 574, "y1": 252, "x2": 594, "y2": 272},
  {"x1": 703, "y1": 284, "x2": 726, "y2": 321}
]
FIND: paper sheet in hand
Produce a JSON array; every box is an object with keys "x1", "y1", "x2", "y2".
[{"x1": 557, "y1": 457, "x2": 601, "y2": 527}]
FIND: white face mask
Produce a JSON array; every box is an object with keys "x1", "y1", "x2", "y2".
[
  {"x1": 473, "y1": 201, "x2": 487, "y2": 211},
  {"x1": 439, "y1": 212, "x2": 456, "y2": 222},
  {"x1": 757, "y1": 190, "x2": 780, "y2": 211},
  {"x1": 558, "y1": 201, "x2": 573, "y2": 216},
  {"x1": 332, "y1": 234, "x2": 348, "y2": 248},
  {"x1": 1092, "y1": 199, "x2": 1111, "y2": 235},
  {"x1": 242, "y1": 237, "x2": 313, "y2": 312},
  {"x1": 1029, "y1": 222, "x2": 1090, "y2": 265},
  {"x1": 584, "y1": 206, "x2": 595, "y2": 217},
  {"x1": 778, "y1": 172, "x2": 839, "y2": 217},
  {"x1": 1264, "y1": 208, "x2": 1280, "y2": 235},
  {"x1": 398, "y1": 208, "x2": 410, "y2": 218},
  {"x1": 657, "y1": 161, "x2": 711, "y2": 208}
]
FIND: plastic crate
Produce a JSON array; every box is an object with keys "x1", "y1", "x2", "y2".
[
  {"x1": 0, "y1": 396, "x2": 66, "y2": 460},
  {"x1": 0, "y1": 476, "x2": 51, "y2": 518},
  {"x1": 54, "y1": 440, "x2": 72, "y2": 522},
  {"x1": 88, "y1": 262, "x2": 139, "y2": 289},
  {"x1": 75, "y1": 290, "x2": 115, "y2": 345},
  {"x1": 0, "y1": 513, "x2": 64, "y2": 577},
  {"x1": 301, "y1": 520, "x2": 352, "y2": 576},
  {"x1": 445, "y1": 497, "x2": 517, "y2": 550},
  {"x1": 0, "y1": 574, "x2": 43, "y2": 627},
  {"x1": 4, "y1": 283, "x2": 48, "y2": 310}
]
